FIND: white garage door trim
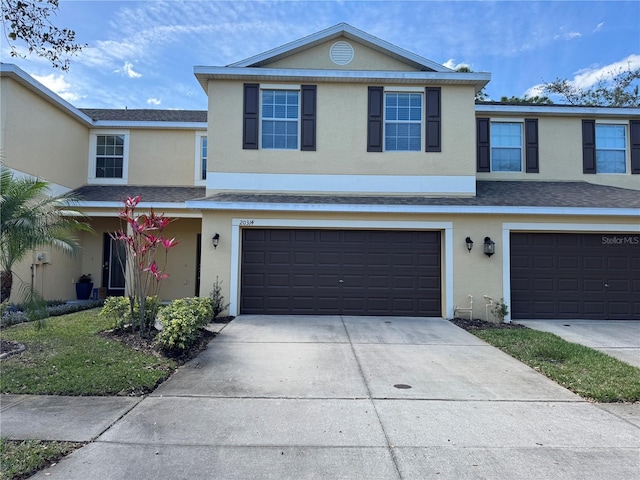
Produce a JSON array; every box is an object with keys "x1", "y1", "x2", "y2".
[
  {"x1": 502, "y1": 222, "x2": 640, "y2": 323},
  {"x1": 230, "y1": 218, "x2": 454, "y2": 317}
]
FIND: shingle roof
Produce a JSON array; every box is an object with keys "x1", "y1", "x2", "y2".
[
  {"x1": 196, "y1": 181, "x2": 640, "y2": 209},
  {"x1": 79, "y1": 109, "x2": 207, "y2": 122},
  {"x1": 70, "y1": 181, "x2": 639, "y2": 210},
  {"x1": 72, "y1": 185, "x2": 206, "y2": 203}
]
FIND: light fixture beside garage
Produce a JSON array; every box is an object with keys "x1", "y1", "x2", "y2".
[
  {"x1": 484, "y1": 237, "x2": 495, "y2": 257},
  {"x1": 212, "y1": 233, "x2": 220, "y2": 249},
  {"x1": 465, "y1": 236, "x2": 474, "y2": 252}
]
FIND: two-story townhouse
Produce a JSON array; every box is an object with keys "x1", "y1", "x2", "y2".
[
  {"x1": 1, "y1": 23, "x2": 638, "y2": 321},
  {"x1": 191, "y1": 23, "x2": 639, "y2": 321},
  {"x1": 0, "y1": 64, "x2": 206, "y2": 303}
]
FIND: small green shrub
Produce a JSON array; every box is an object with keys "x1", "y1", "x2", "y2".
[
  {"x1": 491, "y1": 298, "x2": 509, "y2": 323},
  {"x1": 100, "y1": 296, "x2": 158, "y2": 331},
  {"x1": 155, "y1": 298, "x2": 213, "y2": 352},
  {"x1": 210, "y1": 276, "x2": 229, "y2": 318}
]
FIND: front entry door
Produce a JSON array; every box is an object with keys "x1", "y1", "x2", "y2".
[{"x1": 102, "y1": 233, "x2": 126, "y2": 296}]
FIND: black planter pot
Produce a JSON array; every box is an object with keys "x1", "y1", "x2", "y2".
[{"x1": 75, "y1": 282, "x2": 93, "y2": 300}]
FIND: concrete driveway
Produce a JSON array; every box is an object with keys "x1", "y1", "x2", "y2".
[
  {"x1": 516, "y1": 319, "x2": 640, "y2": 368},
  {"x1": 30, "y1": 316, "x2": 639, "y2": 479}
]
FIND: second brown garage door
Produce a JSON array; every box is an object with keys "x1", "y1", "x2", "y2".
[
  {"x1": 241, "y1": 229, "x2": 441, "y2": 316},
  {"x1": 511, "y1": 233, "x2": 640, "y2": 320}
]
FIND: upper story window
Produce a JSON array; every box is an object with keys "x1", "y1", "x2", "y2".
[
  {"x1": 261, "y1": 89, "x2": 299, "y2": 149},
  {"x1": 491, "y1": 122, "x2": 522, "y2": 172},
  {"x1": 582, "y1": 120, "x2": 640, "y2": 175},
  {"x1": 88, "y1": 130, "x2": 129, "y2": 184},
  {"x1": 243, "y1": 84, "x2": 316, "y2": 151},
  {"x1": 200, "y1": 135, "x2": 208, "y2": 180},
  {"x1": 476, "y1": 118, "x2": 539, "y2": 174},
  {"x1": 384, "y1": 92, "x2": 422, "y2": 152},
  {"x1": 595, "y1": 124, "x2": 626, "y2": 173},
  {"x1": 367, "y1": 87, "x2": 441, "y2": 153},
  {"x1": 96, "y1": 134, "x2": 125, "y2": 177}
]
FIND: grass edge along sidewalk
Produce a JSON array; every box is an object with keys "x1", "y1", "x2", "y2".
[
  {"x1": 469, "y1": 326, "x2": 640, "y2": 403},
  {"x1": 0, "y1": 438, "x2": 83, "y2": 480}
]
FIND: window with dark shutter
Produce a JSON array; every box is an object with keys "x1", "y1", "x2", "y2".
[
  {"x1": 525, "y1": 118, "x2": 539, "y2": 173},
  {"x1": 425, "y1": 87, "x2": 441, "y2": 152},
  {"x1": 300, "y1": 85, "x2": 316, "y2": 151},
  {"x1": 243, "y1": 83, "x2": 259, "y2": 149},
  {"x1": 630, "y1": 120, "x2": 640, "y2": 174},
  {"x1": 367, "y1": 86, "x2": 383, "y2": 152},
  {"x1": 582, "y1": 119, "x2": 596, "y2": 174},
  {"x1": 476, "y1": 118, "x2": 490, "y2": 172}
]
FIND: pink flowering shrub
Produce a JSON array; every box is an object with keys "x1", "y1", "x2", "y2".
[{"x1": 110, "y1": 195, "x2": 179, "y2": 335}]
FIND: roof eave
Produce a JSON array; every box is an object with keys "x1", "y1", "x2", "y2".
[
  {"x1": 476, "y1": 103, "x2": 640, "y2": 117},
  {"x1": 194, "y1": 66, "x2": 490, "y2": 92}
]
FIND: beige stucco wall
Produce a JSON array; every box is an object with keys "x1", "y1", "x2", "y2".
[
  {"x1": 476, "y1": 115, "x2": 640, "y2": 191},
  {"x1": 200, "y1": 209, "x2": 639, "y2": 321},
  {"x1": 267, "y1": 37, "x2": 422, "y2": 71},
  {"x1": 79, "y1": 215, "x2": 202, "y2": 301},
  {"x1": 126, "y1": 129, "x2": 201, "y2": 186},
  {"x1": 207, "y1": 80, "x2": 477, "y2": 188},
  {"x1": 0, "y1": 78, "x2": 89, "y2": 189}
]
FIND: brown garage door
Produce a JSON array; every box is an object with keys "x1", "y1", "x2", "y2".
[
  {"x1": 511, "y1": 233, "x2": 640, "y2": 320},
  {"x1": 241, "y1": 229, "x2": 441, "y2": 316}
]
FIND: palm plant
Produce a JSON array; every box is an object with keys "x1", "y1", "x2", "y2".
[{"x1": 0, "y1": 166, "x2": 92, "y2": 302}]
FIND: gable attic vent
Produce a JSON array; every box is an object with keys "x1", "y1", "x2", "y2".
[{"x1": 330, "y1": 41, "x2": 354, "y2": 65}]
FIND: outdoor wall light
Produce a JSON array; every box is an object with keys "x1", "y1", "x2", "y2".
[
  {"x1": 484, "y1": 236, "x2": 495, "y2": 257},
  {"x1": 212, "y1": 233, "x2": 220, "y2": 249},
  {"x1": 465, "y1": 236, "x2": 474, "y2": 252}
]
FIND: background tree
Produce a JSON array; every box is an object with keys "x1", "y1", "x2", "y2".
[
  {"x1": 542, "y1": 67, "x2": 640, "y2": 107},
  {"x1": 500, "y1": 95, "x2": 554, "y2": 104},
  {"x1": 1, "y1": 0, "x2": 85, "y2": 71},
  {"x1": 0, "y1": 167, "x2": 92, "y2": 302}
]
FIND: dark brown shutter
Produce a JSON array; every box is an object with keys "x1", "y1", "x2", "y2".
[
  {"x1": 300, "y1": 85, "x2": 316, "y2": 151},
  {"x1": 524, "y1": 118, "x2": 539, "y2": 173},
  {"x1": 367, "y1": 86, "x2": 383, "y2": 152},
  {"x1": 476, "y1": 117, "x2": 490, "y2": 172},
  {"x1": 425, "y1": 87, "x2": 441, "y2": 152},
  {"x1": 630, "y1": 120, "x2": 640, "y2": 174},
  {"x1": 582, "y1": 119, "x2": 596, "y2": 174},
  {"x1": 243, "y1": 83, "x2": 259, "y2": 149}
]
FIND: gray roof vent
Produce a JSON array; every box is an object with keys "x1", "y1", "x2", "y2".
[{"x1": 329, "y1": 41, "x2": 354, "y2": 65}]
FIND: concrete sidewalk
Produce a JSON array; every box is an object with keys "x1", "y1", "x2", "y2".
[
  {"x1": 2, "y1": 316, "x2": 638, "y2": 479},
  {"x1": 516, "y1": 319, "x2": 640, "y2": 367}
]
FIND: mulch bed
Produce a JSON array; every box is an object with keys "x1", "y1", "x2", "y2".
[{"x1": 450, "y1": 317, "x2": 526, "y2": 331}]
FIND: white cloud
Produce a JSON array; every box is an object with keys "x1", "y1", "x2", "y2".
[
  {"x1": 572, "y1": 54, "x2": 640, "y2": 89},
  {"x1": 118, "y1": 61, "x2": 142, "y2": 78},
  {"x1": 554, "y1": 27, "x2": 582, "y2": 41},
  {"x1": 147, "y1": 97, "x2": 161, "y2": 106},
  {"x1": 524, "y1": 54, "x2": 640, "y2": 98},
  {"x1": 593, "y1": 22, "x2": 604, "y2": 33},
  {"x1": 443, "y1": 59, "x2": 471, "y2": 71},
  {"x1": 31, "y1": 73, "x2": 81, "y2": 103}
]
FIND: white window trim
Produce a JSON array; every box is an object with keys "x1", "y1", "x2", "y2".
[
  {"x1": 383, "y1": 90, "x2": 424, "y2": 152},
  {"x1": 595, "y1": 121, "x2": 628, "y2": 175},
  {"x1": 490, "y1": 120, "x2": 523, "y2": 173},
  {"x1": 88, "y1": 129, "x2": 130, "y2": 185},
  {"x1": 194, "y1": 132, "x2": 207, "y2": 186},
  {"x1": 260, "y1": 86, "x2": 301, "y2": 150}
]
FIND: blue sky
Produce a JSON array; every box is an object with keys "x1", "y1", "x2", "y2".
[{"x1": 3, "y1": 0, "x2": 639, "y2": 109}]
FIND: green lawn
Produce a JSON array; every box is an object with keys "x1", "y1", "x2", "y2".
[
  {"x1": 0, "y1": 309, "x2": 175, "y2": 396},
  {"x1": 473, "y1": 328, "x2": 640, "y2": 403},
  {"x1": 0, "y1": 438, "x2": 82, "y2": 480}
]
